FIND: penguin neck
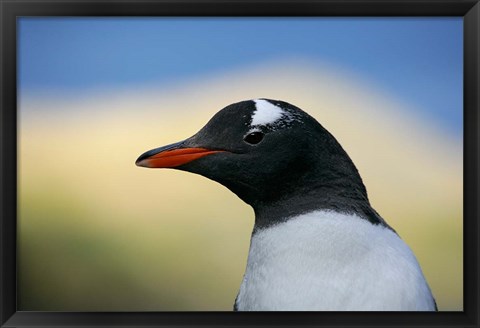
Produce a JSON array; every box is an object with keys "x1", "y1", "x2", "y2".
[{"x1": 251, "y1": 168, "x2": 384, "y2": 231}]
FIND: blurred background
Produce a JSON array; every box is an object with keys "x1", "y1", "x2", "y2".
[{"x1": 18, "y1": 18, "x2": 462, "y2": 311}]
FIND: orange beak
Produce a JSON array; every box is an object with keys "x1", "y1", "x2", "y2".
[{"x1": 136, "y1": 141, "x2": 224, "y2": 168}]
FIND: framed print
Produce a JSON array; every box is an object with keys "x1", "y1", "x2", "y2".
[{"x1": 1, "y1": 0, "x2": 479, "y2": 327}]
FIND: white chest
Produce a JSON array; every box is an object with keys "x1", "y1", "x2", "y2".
[{"x1": 235, "y1": 211, "x2": 436, "y2": 311}]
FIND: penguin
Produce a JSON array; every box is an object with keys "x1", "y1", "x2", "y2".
[{"x1": 136, "y1": 98, "x2": 437, "y2": 311}]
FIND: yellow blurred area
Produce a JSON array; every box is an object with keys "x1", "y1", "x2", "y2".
[{"x1": 18, "y1": 59, "x2": 462, "y2": 311}]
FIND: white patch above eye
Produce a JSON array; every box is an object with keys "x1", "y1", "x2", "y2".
[{"x1": 251, "y1": 99, "x2": 285, "y2": 126}]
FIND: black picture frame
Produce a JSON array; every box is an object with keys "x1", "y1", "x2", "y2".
[{"x1": 1, "y1": 0, "x2": 478, "y2": 327}]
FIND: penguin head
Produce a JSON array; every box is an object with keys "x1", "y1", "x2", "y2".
[{"x1": 136, "y1": 99, "x2": 367, "y2": 214}]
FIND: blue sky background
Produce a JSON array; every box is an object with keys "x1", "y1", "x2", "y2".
[{"x1": 18, "y1": 17, "x2": 462, "y2": 136}]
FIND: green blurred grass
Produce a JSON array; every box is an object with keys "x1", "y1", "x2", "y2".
[
  {"x1": 18, "y1": 186, "x2": 462, "y2": 310},
  {"x1": 19, "y1": 183, "x2": 253, "y2": 310}
]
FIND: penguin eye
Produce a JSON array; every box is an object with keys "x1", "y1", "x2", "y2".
[{"x1": 244, "y1": 131, "x2": 264, "y2": 145}]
